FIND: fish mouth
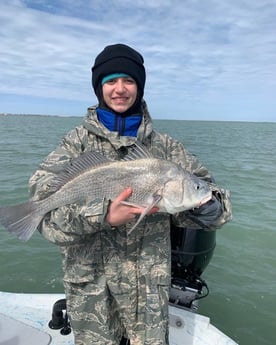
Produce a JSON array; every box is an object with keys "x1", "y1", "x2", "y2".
[{"x1": 198, "y1": 193, "x2": 212, "y2": 207}]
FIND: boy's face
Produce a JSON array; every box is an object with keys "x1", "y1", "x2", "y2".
[{"x1": 102, "y1": 77, "x2": 137, "y2": 113}]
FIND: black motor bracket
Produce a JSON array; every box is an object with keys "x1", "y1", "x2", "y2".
[{"x1": 48, "y1": 298, "x2": 71, "y2": 335}]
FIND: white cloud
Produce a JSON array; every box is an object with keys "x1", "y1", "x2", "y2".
[{"x1": 0, "y1": 0, "x2": 276, "y2": 120}]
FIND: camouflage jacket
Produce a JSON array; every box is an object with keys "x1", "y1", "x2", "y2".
[{"x1": 29, "y1": 101, "x2": 232, "y2": 282}]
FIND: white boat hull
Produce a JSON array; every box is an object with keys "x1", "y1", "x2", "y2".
[{"x1": 0, "y1": 291, "x2": 237, "y2": 344}]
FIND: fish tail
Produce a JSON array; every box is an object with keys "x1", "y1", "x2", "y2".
[{"x1": 0, "y1": 201, "x2": 42, "y2": 242}]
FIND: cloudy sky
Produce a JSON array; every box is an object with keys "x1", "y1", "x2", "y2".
[{"x1": 1, "y1": 0, "x2": 275, "y2": 121}]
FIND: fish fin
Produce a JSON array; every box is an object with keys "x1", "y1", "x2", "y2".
[
  {"x1": 49, "y1": 143, "x2": 152, "y2": 193},
  {"x1": 126, "y1": 194, "x2": 162, "y2": 235},
  {"x1": 120, "y1": 201, "x2": 146, "y2": 208},
  {"x1": 48, "y1": 151, "x2": 112, "y2": 193},
  {"x1": 0, "y1": 201, "x2": 42, "y2": 241},
  {"x1": 119, "y1": 141, "x2": 154, "y2": 161}
]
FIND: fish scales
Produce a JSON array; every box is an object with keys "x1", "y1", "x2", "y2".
[
  {"x1": 0, "y1": 145, "x2": 212, "y2": 241},
  {"x1": 42, "y1": 158, "x2": 170, "y2": 213}
]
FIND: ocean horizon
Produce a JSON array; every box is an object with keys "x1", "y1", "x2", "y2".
[{"x1": 1, "y1": 112, "x2": 275, "y2": 124}]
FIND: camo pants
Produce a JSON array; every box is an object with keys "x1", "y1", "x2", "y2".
[{"x1": 63, "y1": 218, "x2": 171, "y2": 345}]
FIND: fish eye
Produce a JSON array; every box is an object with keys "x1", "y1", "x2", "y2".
[{"x1": 195, "y1": 184, "x2": 200, "y2": 190}]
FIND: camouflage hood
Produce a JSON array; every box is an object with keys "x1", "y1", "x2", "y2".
[{"x1": 82, "y1": 100, "x2": 154, "y2": 150}]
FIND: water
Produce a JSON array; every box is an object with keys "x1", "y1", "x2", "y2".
[{"x1": 0, "y1": 115, "x2": 276, "y2": 345}]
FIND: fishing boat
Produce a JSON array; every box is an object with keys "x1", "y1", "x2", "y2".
[{"x1": 0, "y1": 227, "x2": 238, "y2": 344}]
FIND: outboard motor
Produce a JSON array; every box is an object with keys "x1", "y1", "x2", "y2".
[{"x1": 170, "y1": 224, "x2": 216, "y2": 310}]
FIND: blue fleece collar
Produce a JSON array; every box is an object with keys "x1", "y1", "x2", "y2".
[{"x1": 97, "y1": 108, "x2": 142, "y2": 137}]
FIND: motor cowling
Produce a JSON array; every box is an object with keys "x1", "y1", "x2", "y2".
[{"x1": 170, "y1": 224, "x2": 216, "y2": 308}]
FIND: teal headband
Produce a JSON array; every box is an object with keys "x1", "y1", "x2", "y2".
[{"x1": 101, "y1": 73, "x2": 130, "y2": 85}]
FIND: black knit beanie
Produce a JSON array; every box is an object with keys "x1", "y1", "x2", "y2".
[{"x1": 92, "y1": 43, "x2": 146, "y2": 97}]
